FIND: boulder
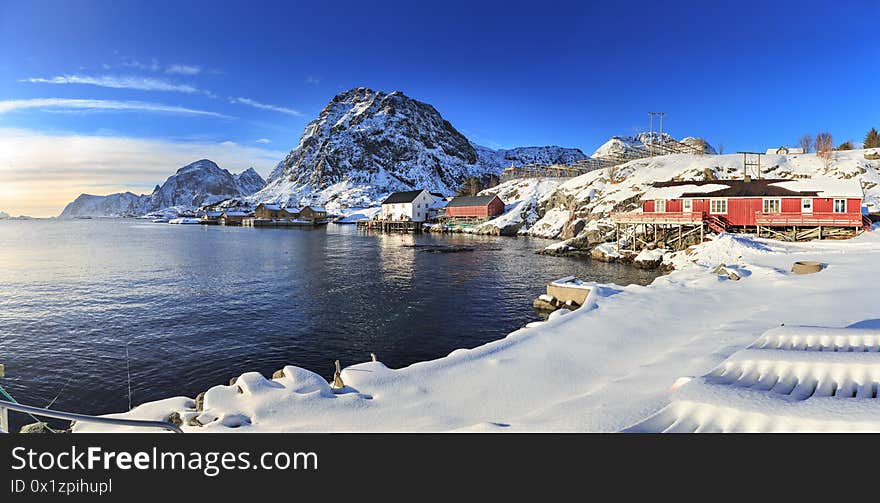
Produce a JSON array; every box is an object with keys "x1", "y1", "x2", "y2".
[
  {"x1": 166, "y1": 412, "x2": 183, "y2": 426},
  {"x1": 20, "y1": 422, "x2": 52, "y2": 434},
  {"x1": 791, "y1": 261, "x2": 823, "y2": 274},
  {"x1": 532, "y1": 294, "x2": 559, "y2": 311}
]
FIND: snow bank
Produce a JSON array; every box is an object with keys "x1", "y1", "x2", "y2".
[
  {"x1": 74, "y1": 228, "x2": 880, "y2": 432},
  {"x1": 335, "y1": 206, "x2": 381, "y2": 223}
]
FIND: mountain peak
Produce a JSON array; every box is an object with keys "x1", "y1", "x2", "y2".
[{"x1": 59, "y1": 159, "x2": 265, "y2": 218}]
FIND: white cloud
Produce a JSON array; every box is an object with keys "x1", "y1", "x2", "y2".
[
  {"x1": 166, "y1": 64, "x2": 202, "y2": 75},
  {"x1": 256, "y1": 138, "x2": 271, "y2": 144},
  {"x1": 305, "y1": 75, "x2": 321, "y2": 85},
  {"x1": 22, "y1": 74, "x2": 198, "y2": 93},
  {"x1": 0, "y1": 128, "x2": 286, "y2": 217},
  {"x1": 0, "y1": 98, "x2": 231, "y2": 118},
  {"x1": 121, "y1": 58, "x2": 160, "y2": 72},
  {"x1": 229, "y1": 97, "x2": 304, "y2": 117}
]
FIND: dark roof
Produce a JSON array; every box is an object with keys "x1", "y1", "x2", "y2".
[
  {"x1": 381, "y1": 189, "x2": 427, "y2": 204},
  {"x1": 446, "y1": 195, "x2": 502, "y2": 208},
  {"x1": 653, "y1": 179, "x2": 819, "y2": 198}
]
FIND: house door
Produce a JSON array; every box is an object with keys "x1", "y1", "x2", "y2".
[
  {"x1": 801, "y1": 198, "x2": 812, "y2": 213},
  {"x1": 683, "y1": 199, "x2": 692, "y2": 213}
]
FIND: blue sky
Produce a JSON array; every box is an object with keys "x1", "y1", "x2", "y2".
[{"x1": 0, "y1": 0, "x2": 878, "y2": 216}]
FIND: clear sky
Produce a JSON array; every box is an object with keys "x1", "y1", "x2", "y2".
[{"x1": 0, "y1": 0, "x2": 877, "y2": 217}]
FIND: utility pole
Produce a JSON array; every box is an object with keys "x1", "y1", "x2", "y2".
[
  {"x1": 737, "y1": 152, "x2": 763, "y2": 180},
  {"x1": 648, "y1": 112, "x2": 666, "y2": 155}
]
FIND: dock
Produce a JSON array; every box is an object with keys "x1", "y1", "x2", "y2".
[{"x1": 356, "y1": 220, "x2": 424, "y2": 233}]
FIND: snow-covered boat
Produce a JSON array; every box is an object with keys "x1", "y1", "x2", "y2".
[{"x1": 151, "y1": 218, "x2": 169, "y2": 223}]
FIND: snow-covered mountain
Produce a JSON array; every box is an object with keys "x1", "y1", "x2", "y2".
[
  {"x1": 60, "y1": 192, "x2": 151, "y2": 219},
  {"x1": 252, "y1": 87, "x2": 587, "y2": 210},
  {"x1": 592, "y1": 132, "x2": 716, "y2": 158},
  {"x1": 59, "y1": 160, "x2": 265, "y2": 218},
  {"x1": 474, "y1": 144, "x2": 588, "y2": 169}
]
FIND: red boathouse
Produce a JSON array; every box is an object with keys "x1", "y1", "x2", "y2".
[{"x1": 612, "y1": 177, "x2": 869, "y2": 250}]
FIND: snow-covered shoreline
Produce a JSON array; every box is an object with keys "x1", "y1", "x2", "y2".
[{"x1": 73, "y1": 226, "x2": 880, "y2": 432}]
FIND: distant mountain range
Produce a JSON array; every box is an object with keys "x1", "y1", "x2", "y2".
[
  {"x1": 58, "y1": 160, "x2": 265, "y2": 218},
  {"x1": 58, "y1": 87, "x2": 714, "y2": 217}
]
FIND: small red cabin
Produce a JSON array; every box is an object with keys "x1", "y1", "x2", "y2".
[
  {"x1": 444, "y1": 195, "x2": 506, "y2": 219},
  {"x1": 640, "y1": 178, "x2": 865, "y2": 229}
]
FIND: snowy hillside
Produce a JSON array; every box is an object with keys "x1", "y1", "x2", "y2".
[
  {"x1": 59, "y1": 160, "x2": 265, "y2": 218},
  {"x1": 0, "y1": 210, "x2": 11, "y2": 219},
  {"x1": 473, "y1": 149, "x2": 879, "y2": 240},
  {"x1": 252, "y1": 87, "x2": 587, "y2": 212}
]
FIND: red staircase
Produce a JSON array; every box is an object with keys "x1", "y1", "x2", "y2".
[
  {"x1": 704, "y1": 214, "x2": 727, "y2": 234},
  {"x1": 864, "y1": 215, "x2": 874, "y2": 232}
]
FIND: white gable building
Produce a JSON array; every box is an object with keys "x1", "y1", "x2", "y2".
[{"x1": 380, "y1": 189, "x2": 436, "y2": 222}]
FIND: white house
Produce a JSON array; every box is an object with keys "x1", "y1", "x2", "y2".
[{"x1": 380, "y1": 189, "x2": 436, "y2": 222}]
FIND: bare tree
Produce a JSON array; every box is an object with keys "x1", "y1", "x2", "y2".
[
  {"x1": 798, "y1": 134, "x2": 813, "y2": 153},
  {"x1": 815, "y1": 132, "x2": 834, "y2": 168},
  {"x1": 604, "y1": 163, "x2": 619, "y2": 183}
]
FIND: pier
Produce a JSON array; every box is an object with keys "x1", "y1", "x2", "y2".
[{"x1": 356, "y1": 220, "x2": 424, "y2": 233}]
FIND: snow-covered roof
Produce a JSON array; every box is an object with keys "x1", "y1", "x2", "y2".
[
  {"x1": 259, "y1": 203, "x2": 282, "y2": 211},
  {"x1": 770, "y1": 178, "x2": 863, "y2": 198},
  {"x1": 302, "y1": 206, "x2": 326, "y2": 212},
  {"x1": 223, "y1": 211, "x2": 251, "y2": 217},
  {"x1": 644, "y1": 178, "x2": 863, "y2": 199},
  {"x1": 644, "y1": 183, "x2": 730, "y2": 200}
]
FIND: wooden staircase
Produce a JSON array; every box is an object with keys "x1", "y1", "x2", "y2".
[
  {"x1": 864, "y1": 215, "x2": 874, "y2": 232},
  {"x1": 704, "y1": 214, "x2": 727, "y2": 234}
]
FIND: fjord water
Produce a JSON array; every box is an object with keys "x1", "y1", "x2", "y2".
[{"x1": 0, "y1": 220, "x2": 659, "y2": 430}]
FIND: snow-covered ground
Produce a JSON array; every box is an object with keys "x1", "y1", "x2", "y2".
[
  {"x1": 334, "y1": 206, "x2": 381, "y2": 223},
  {"x1": 74, "y1": 225, "x2": 880, "y2": 432}
]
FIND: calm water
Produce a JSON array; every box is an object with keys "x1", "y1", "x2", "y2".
[{"x1": 0, "y1": 220, "x2": 659, "y2": 430}]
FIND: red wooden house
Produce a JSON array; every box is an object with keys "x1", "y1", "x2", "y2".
[
  {"x1": 444, "y1": 195, "x2": 506, "y2": 219},
  {"x1": 612, "y1": 177, "x2": 869, "y2": 245}
]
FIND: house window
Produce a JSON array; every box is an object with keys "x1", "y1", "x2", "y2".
[
  {"x1": 763, "y1": 198, "x2": 781, "y2": 213},
  {"x1": 801, "y1": 198, "x2": 812, "y2": 213},
  {"x1": 655, "y1": 199, "x2": 666, "y2": 212},
  {"x1": 833, "y1": 199, "x2": 846, "y2": 213},
  {"x1": 710, "y1": 199, "x2": 727, "y2": 214},
  {"x1": 683, "y1": 199, "x2": 692, "y2": 213}
]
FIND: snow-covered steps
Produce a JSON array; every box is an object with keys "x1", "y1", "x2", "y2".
[{"x1": 625, "y1": 325, "x2": 880, "y2": 433}]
